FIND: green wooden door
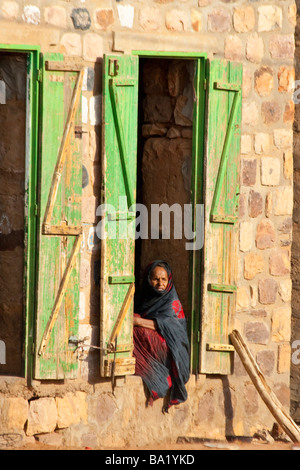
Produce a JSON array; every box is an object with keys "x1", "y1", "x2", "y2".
[
  {"x1": 199, "y1": 59, "x2": 242, "y2": 375},
  {"x1": 99, "y1": 55, "x2": 138, "y2": 377},
  {"x1": 34, "y1": 53, "x2": 83, "y2": 379}
]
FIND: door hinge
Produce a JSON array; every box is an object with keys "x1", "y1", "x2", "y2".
[
  {"x1": 203, "y1": 79, "x2": 207, "y2": 91},
  {"x1": 197, "y1": 331, "x2": 200, "y2": 343},
  {"x1": 34, "y1": 204, "x2": 39, "y2": 216}
]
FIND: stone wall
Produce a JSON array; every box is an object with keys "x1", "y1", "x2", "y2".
[{"x1": 0, "y1": 0, "x2": 297, "y2": 448}]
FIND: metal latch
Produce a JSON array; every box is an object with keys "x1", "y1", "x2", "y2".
[
  {"x1": 74, "y1": 126, "x2": 87, "y2": 139},
  {"x1": 69, "y1": 336, "x2": 104, "y2": 354},
  {"x1": 108, "y1": 59, "x2": 119, "y2": 77}
]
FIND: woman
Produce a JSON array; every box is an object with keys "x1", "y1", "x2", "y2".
[{"x1": 133, "y1": 260, "x2": 190, "y2": 412}]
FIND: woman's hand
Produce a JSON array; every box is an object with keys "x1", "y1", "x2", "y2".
[{"x1": 133, "y1": 315, "x2": 157, "y2": 331}]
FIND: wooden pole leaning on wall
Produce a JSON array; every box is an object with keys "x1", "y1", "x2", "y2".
[{"x1": 229, "y1": 329, "x2": 300, "y2": 443}]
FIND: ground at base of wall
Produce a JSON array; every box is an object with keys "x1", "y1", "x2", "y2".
[{"x1": 3, "y1": 438, "x2": 299, "y2": 451}]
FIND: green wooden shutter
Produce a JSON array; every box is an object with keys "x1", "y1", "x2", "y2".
[
  {"x1": 34, "y1": 53, "x2": 83, "y2": 379},
  {"x1": 99, "y1": 55, "x2": 138, "y2": 377},
  {"x1": 199, "y1": 59, "x2": 242, "y2": 375}
]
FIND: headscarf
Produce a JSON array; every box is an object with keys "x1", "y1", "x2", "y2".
[{"x1": 134, "y1": 260, "x2": 190, "y2": 411}]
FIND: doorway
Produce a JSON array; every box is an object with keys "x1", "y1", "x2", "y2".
[{"x1": 135, "y1": 58, "x2": 197, "y2": 316}]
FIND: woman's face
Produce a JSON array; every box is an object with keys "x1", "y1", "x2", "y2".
[{"x1": 149, "y1": 266, "x2": 168, "y2": 291}]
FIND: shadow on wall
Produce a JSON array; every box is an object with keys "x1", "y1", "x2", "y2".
[{"x1": 291, "y1": 2, "x2": 300, "y2": 422}]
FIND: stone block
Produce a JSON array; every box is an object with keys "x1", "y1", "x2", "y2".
[
  {"x1": 60, "y1": 33, "x2": 82, "y2": 57},
  {"x1": 95, "y1": 393, "x2": 118, "y2": 424},
  {"x1": 288, "y1": 4, "x2": 297, "y2": 27},
  {"x1": 36, "y1": 432, "x2": 63, "y2": 447},
  {"x1": 95, "y1": 8, "x2": 115, "y2": 30},
  {"x1": 278, "y1": 278, "x2": 292, "y2": 302},
  {"x1": 272, "y1": 307, "x2": 291, "y2": 342},
  {"x1": 143, "y1": 95, "x2": 174, "y2": 123},
  {"x1": 208, "y1": 8, "x2": 231, "y2": 33},
  {"x1": 83, "y1": 34, "x2": 103, "y2": 62},
  {"x1": 117, "y1": 4, "x2": 134, "y2": 29},
  {"x1": 174, "y1": 95, "x2": 193, "y2": 126},
  {"x1": 242, "y1": 68, "x2": 252, "y2": 98},
  {"x1": 265, "y1": 192, "x2": 272, "y2": 218},
  {"x1": 168, "y1": 61, "x2": 190, "y2": 98},
  {"x1": 278, "y1": 66, "x2": 295, "y2": 93},
  {"x1": 261, "y1": 102, "x2": 281, "y2": 125},
  {"x1": 274, "y1": 127, "x2": 292, "y2": 149},
  {"x1": 278, "y1": 218, "x2": 292, "y2": 234},
  {"x1": 283, "y1": 101, "x2": 294, "y2": 123},
  {"x1": 224, "y1": 35, "x2": 243, "y2": 61},
  {"x1": 242, "y1": 102, "x2": 259, "y2": 127},
  {"x1": 238, "y1": 192, "x2": 247, "y2": 218},
  {"x1": 258, "y1": 278, "x2": 278, "y2": 304},
  {"x1": 80, "y1": 257, "x2": 91, "y2": 289},
  {"x1": 261, "y1": 157, "x2": 281, "y2": 186},
  {"x1": 44, "y1": 6, "x2": 67, "y2": 28},
  {"x1": 22, "y1": 5, "x2": 40, "y2": 25},
  {"x1": 26, "y1": 398, "x2": 57, "y2": 436},
  {"x1": 165, "y1": 9, "x2": 189, "y2": 31},
  {"x1": 250, "y1": 285, "x2": 257, "y2": 309},
  {"x1": 2, "y1": 1, "x2": 19, "y2": 20},
  {"x1": 143, "y1": 60, "x2": 168, "y2": 95},
  {"x1": 82, "y1": 195, "x2": 97, "y2": 223},
  {"x1": 195, "y1": 391, "x2": 215, "y2": 425},
  {"x1": 254, "y1": 133, "x2": 270, "y2": 155},
  {"x1": 233, "y1": 6, "x2": 255, "y2": 33},
  {"x1": 71, "y1": 8, "x2": 91, "y2": 30},
  {"x1": 241, "y1": 135, "x2": 251, "y2": 155},
  {"x1": 139, "y1": 7, "x2": 161, "y2": 31},
  {"x1": 273, "y1": 187, "x2": 293, "y2": 216},
  {"x1": 56, "y1": 392, "x2": 88, "y2": 429},
  {"x1": 269, "y1": 35, "x2": 295, "y2": 60},
  {"x1": 254, "y1": 66, "x2": 274, "y2": 97},
  {"x1": 256, "y1": 219, "x2": 276, "y2": 250},
  {"x1": 269, "y1": 249, "x2": 290, "y2": 276},
  {"x1": 258, "y1": 6, "x2": 282, "y2": 32},
  {"x1": 241, "y1": 159, "x2": 257, "y2": 186},
  {"x1": 274, "y1": 383, "x2": 290, "y2": 408},
  {"x1": 236, "y1": 286, "x2": 250, "y2": 310},
  {"x1": 142, "y1": 124, "x2": 168, "y2": 137},
  {"x1": 243, "y1": 383, "x2": 259, "y2": 415},
  {"x1": 256, "y1": 349, "x2": 275, "y2": 376},
  {"x1": 89, "y1": 129, "x2": 100, "y2": 162},
  {"x1": 246, "y1": 33, "x2": 264, "y2": 63},
  {"x1": 191, "y1": 9, "x2": 202, "y2": 32},
  {"x1": 277, "y1": 344, "x2": 291, "y2": 373},
  {"x1": 244, "y1": 321, "x2": 270, "y2": 345},
  {"x1": 0, "y1": 397, "x2": 28, "y2": 432},
  {"x1": 0, "y1": 433, "x2": 23, "y2": 448},
  {"x1": 239, "y1": 220, "x2": 253, "y2": 252},
  {"x1": 244, "y1": 252, "x2": 264, "y2": 280},
  {"x1": 249, "y1": 190, "x2": 263, "y2": 218}
]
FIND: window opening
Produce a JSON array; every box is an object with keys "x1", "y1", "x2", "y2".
[{"x1": 0, "y1": 52, "x2": 27, "y2": 376}]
